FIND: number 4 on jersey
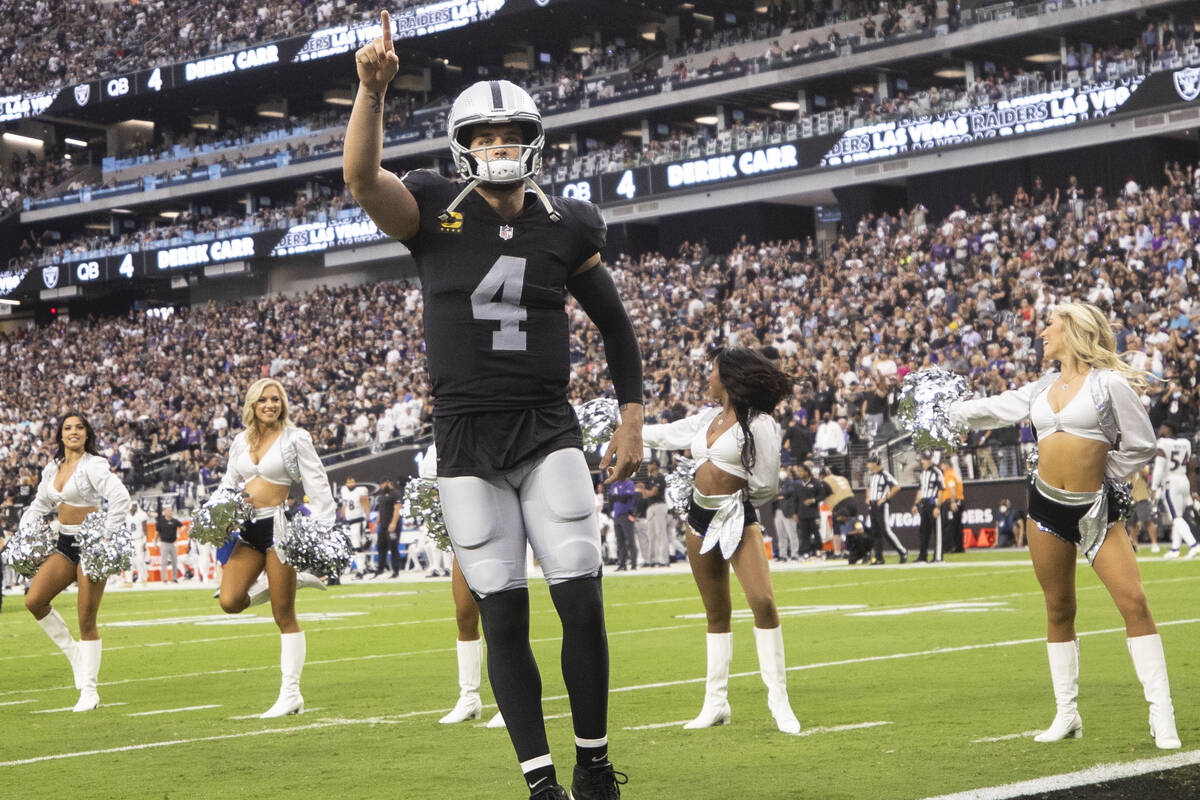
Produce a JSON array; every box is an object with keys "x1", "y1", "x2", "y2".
[{"x1": 470, "y1": 255, "x2": 528, "y2": 351}]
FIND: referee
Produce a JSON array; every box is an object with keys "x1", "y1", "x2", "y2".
[
  {"x1": 910, "y1": 451, "x2": 945, "y2": 562},
  {"x1": 865, "y1": 455, "x2": 907, "y2": 564}
]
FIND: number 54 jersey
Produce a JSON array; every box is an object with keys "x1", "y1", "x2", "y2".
[{"x1": 400, "y1": 170, "x2": 606, "y2": 417}]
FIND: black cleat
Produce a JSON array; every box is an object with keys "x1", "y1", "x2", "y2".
[
  {"x1": 899, "y1": 552, "x2": 908, "y2": 564},
  {"x1": 570, "y1": 762, "x2": 628, "y2": 800},
  {"x1": 530, "y1": 784, "x2": 569, "y2": 800}
]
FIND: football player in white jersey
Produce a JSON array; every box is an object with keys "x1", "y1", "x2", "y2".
[{"x1": 1152, "y1": 423, "x2": 1199, "y2": 559}]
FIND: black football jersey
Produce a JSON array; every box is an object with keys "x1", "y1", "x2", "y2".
[{"x1": 401, "y1": 170, "x2": 606, "y2": 416}]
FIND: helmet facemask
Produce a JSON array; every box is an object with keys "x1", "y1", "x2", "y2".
[{"x1": 441, "y1": 80, "x2": 560, "y2": 222}]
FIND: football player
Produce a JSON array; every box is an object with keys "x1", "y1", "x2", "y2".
[
  {"x1": 1152, "y1": 423, "x2": 1199, "y2": 558},
  {"x1": 345, "y1": 12, "x2": 642, "y2": 800}
]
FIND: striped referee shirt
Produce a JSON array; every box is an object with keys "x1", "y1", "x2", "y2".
[
  {"x1": 918, "y1": 465, "x2": 945, "y2": 502},
  {"x1": 867, "y1": 469, "x2": 898, "y2": 504}
]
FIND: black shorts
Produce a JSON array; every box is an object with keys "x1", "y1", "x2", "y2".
[
  {"x1": 1026, "y1": 479, "x2": 1119, "y2": 545},
  {"x1": 434, "y1": 402, "x2": 583, "y2": 479},
  {"x1": 238, "y1": 517, "x2": 275, "y2": 554},
  {"x1": 56, "y1": 534, "x2": 81, "y2": 564},
  {"x1": 686, "y1": 496, "x2": 758, "y2": 536}
]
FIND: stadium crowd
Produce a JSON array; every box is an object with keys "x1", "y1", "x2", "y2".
[
  {"x1": 0, "y1": 0, "x2": 946, "y2": 97},
  {"x1": 11, "y1": 12, "x2": 1196, "y2": 219},
  {"x1": 3, "y1": 162, "x2": 1200, "y2": 514}
]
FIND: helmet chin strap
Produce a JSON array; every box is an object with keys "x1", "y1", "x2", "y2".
[
  {"x1": 524, "y1": 177, "x2": 561, "y2": 222},
  {"x1": 438, "y1": 178, "x2": 480, "y2": 223},
  {"x1": 439, "y1": 176, "x2": 562, "y2": 223}
]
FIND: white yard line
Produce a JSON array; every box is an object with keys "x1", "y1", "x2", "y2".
[
  {"x1": 127, "y1": 705, "x2": 221, "y2": 717},
  {"x1": 8, "y1": 617, "x2": 1200, "y2": 703},
  {"x1": 227, "y1": 707, "x2": 323, "y2": 721},
  {"x1": 0, "y1": 699, "x2": 34, "y2": 707},
  {"x1": 0, "y1": 718, "x2": 392, "y2": 766},
  {"x1": 972, "y1": 731, "x2": 1040, "y2": 743},
  {"x1": 622, "y1": 720, "x2": 695, "y2": 730},
  {"x1": 918, "y1": 749, "x2": 1200, "y2": 800},
  {"x1": 792, "y1": 721, "x2": 893, "y2": 737},
  {"x1": 31, "y1": 702, "x2": 127, "y2": 714}
]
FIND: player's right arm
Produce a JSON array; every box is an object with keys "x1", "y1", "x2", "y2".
[{"x1": 343, "y1": 10, "x2": 420, "y2": 241}]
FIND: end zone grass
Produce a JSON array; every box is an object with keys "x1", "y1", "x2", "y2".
[{"x1": 2, "y1": 551, "x2": 1198, "y2": 799}]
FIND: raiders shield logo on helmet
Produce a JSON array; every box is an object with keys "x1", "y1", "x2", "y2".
[
  {"x1": 74, "y1": 83, "x2": 91, "y2": 106},
  {"x1": 42, "y1": 266, "x2": 59, "y2": 289},
  {"x1": 1173, "y1": 67, "x2": 1200, "y2": 102}
]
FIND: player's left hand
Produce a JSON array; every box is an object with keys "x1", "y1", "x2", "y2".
[{"x1": 601, "y1": 418, "x2": 643, "y2": 486}]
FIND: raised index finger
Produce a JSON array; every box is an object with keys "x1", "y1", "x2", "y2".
[{"x1": 381, "y1": 9, "x2": 394, "y2": 53}]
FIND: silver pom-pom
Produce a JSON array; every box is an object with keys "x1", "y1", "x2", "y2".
[
  {"x1": 664, "y1": 456, "x2": 696, "y2": 518},
  {"x1": 2, "y1": 517, "x2": 55, "y2": 577},
  {"x1": 575, "y1": 398, "x2": 620, "y2": 453},
  {"x1": 1108, "y1": 480, "x2": 1135, "y2": 520},
  {"x1": 403, "y1": 478, "x2": 452, "y2": 552},
  {"x1": 78, "y1": 512, "x2": 133, "y2": 582},
  {"x1": 896, "y1": 367, "x2": 971, "y2": 451},
  {"x1": 275, "y1": 516, "x2": 352, "y2": 578},
  {"x1": 190, "y1": 487, "x2": 253, "y2": 547}
]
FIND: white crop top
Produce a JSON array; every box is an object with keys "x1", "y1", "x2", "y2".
[
  {"x1": 20, "y1": 453, "x2": 131, "y2": 534},
  {"x1": 949, "y1": 368, "x2": 1156, "y2": 481},
  {"x1": 1028, "y1": 383, "x2": 1108, "y2": 445},
  {"x1": 231, "y1": 434, "x2": 291, "y2": 487},
  {"x1": 642, "y1": 407, "x2": 781, "y2": 505},
  {"x1": 218, "y1": 427, "x2": 336, "y2": 525}
]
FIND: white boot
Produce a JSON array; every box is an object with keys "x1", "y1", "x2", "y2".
[
  {"x1": 246, "y1": 574, "x2": 270, "y2": 607},
  {"x1": 37, "y1": 608, "x2": 81, "y2": 690},
  {"x1": 485, "y1": 711, "x2": 506, "y2": 728},
  {"x1": 73, "y1": 639, "x2": 101, "y2": 712},
  {"x1": 684, "y1": 632, "x2": 732, "y2": 729},
  {"x1": 439, "y1": 639, "x2": 483, "y2": 724},
  {"x1": 261, "y1": 632, "x2": 305, "y2": 718},
  {"x1": 754, "y1": 626, "x2": 801, "y2": 734},
  {"x1": 296, "y1": 571, "x2": 327, "y2": 592},
  {"x1": 1034, "y1": 640, "x2": 1082, "y2": 742},
  {"x1": 1128, "y1": 633, "x2": 1181, "y2": 749}
]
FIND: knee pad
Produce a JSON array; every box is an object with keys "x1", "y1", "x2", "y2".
[{"x1": 459, "y1": 558, "x2": 524, "y2": 599}]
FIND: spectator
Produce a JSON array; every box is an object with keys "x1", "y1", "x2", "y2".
[{"x1": 156, "y1": 505, "x2": 182, "y2": 583}]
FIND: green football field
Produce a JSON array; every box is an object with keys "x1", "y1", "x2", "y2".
[{"x1": 2, "y1": 551, "x2": 1199, "y2": 800}]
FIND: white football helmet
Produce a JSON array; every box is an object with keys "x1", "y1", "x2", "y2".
[{"x1": 447, "y1": 80, "x2": 544, "y2": 184}]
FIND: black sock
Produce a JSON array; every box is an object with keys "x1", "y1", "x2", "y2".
[
  {"x1": 476, "y1": 588, "x2": 555, "y2": 788},
  {"x1": 547, "y1": 576, "x2": 610, "y2": 767}
]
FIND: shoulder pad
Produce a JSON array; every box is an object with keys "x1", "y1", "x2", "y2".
[
  {"x1": 551, "y1": 195, "x2": 606, "y2": 233},
  {"x1": 401, "y1": 169, "x2": 451, "y2": 191}
]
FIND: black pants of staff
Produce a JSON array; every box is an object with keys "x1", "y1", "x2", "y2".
[
  {"x1": 376, "y1": 530, "x2": 401, "y2": 575},
  {"x1": 796, "y1": 517, "x2": 819, "y2": 556},
  {"x1": 614, "y1": 514, "x2": 638, "y2": 570},
  {"x1": 868, "y1": 502, "x2": 906, "y2": 561},
  {"x1": 942, "y1": 501, "x2": 963, "y2": 553},
  {"x1": 916, "y1": 500, "x2": 942, "y2": 561}
]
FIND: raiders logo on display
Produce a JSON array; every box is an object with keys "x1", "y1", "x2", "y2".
[
  {"x1": 1174, "y1": 67, "x2": 1200, "y2": 102},
  {"x1": 42, "y1": 265, "x2": 59, "y2": 289},
  {"x1": 499, "y1": 225, "x2": 514, "y2": 240},
  {"x1": 74, "y1": 84, "x2": 90, "y2": 106}
]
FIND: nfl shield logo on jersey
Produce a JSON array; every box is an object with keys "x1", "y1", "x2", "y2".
[
  {"x1": 499, "y1": 225, "x2": 514, "y2": 240},
  {"x1": 1174, "y1": 67, "x2": 1200, "y2": 102}
]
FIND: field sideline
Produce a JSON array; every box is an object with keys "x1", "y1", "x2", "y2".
[{"x1": 2, "y1": 551, "x2": 1198, "y2": 800}]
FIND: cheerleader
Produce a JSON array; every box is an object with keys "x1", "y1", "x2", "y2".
[
  {"x1": 642, "y1": 348, "x2": 801, "y2": 733},
  {"x1": 215, "y1": 378, "x2": 334, "y2": 718},
  {"x1": 949, "y1": 302, "x2": 1179, "y2": 748},
  {"x1": 22, "y1": 412, "x2": 130, "y2": 712}
]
